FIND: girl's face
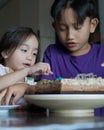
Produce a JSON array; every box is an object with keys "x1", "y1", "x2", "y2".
[
  {"x1": 3, "y1": 35, "x2": 39, "y2": 71},
  {"x1": 54, "y1": 8, "x2": 98, "y2": 56}
]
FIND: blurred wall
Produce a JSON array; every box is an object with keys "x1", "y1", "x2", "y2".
[
  {"x1": 0, "y1": 0, "x2": 55, "y2": 60},
  {"x1": 99, "y1": 0, "x2": 104, "y2": 43}
]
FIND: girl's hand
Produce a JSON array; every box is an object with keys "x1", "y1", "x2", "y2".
[
  {"x1": 29, "y1": 62, "x2": 53, "y2": 75},
  {"x1": 0, "y1": 83, "x2": 28, "y2": 105}
]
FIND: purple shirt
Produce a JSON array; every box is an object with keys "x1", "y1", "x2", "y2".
[
  {"x1": 37, "y1": 43, "x2": 104, "y2": 80},
  {"x1": 36, "y1": 43, "x2": 104, "y2": 116}
]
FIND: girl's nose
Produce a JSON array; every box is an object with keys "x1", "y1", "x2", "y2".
[
  {"x1": 66, "y1": 28, "x2": 74, "y2": 41},
  {"x1": 26, "y1": 54, "x2": 33, "y2": 61}
]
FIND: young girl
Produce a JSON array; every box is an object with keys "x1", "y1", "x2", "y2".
[
  {"x1": 37, "y1": 0, "x2": 104, "y2": 116},
  {"x1": 37, "y1": 0, "x2": 102, "y2": 80},
  {"x1": 0, "y1": 27, "x2": 53, "y2": 105}
]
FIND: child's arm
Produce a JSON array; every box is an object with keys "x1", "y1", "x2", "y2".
[
  {"x1": 0, "y1": 67, "x2": 30, "y2": 91},
  {"x1": 0, "y1": 62, "x2": 52, "y2": 91}
]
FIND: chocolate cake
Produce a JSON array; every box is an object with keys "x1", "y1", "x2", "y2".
[
  {"x1": 34, "y1": 80, "x2": 61, "y2": 94},
  {"x1": 34, "y1": 76, "x2": 104, "y2": 94}
]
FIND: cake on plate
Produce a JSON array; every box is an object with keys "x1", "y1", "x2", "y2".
[{"x1": 34, "y1": 73, "x2": 104, "y2": 94}]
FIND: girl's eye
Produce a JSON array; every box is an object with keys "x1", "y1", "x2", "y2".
[
  {"x1": 59, "y1": 27, "x2": 66, "y2": 31},
  {"x1": 74, "y1": 24, "x2": 82, "y2": 30},
  {"x1": 33, "y1": 53, "x2": 37, "y2": 56},
  {"x1": 21, "y1": 49, "x2": 27, "y2": 52},
  {"x1": 60, "y1": 28, "x2": 66, "y2": 31},
  {"x1": 74, "y1": 26, "x2": 81, "y2": 30}
]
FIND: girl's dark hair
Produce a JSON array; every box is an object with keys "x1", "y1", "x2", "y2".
[
  {"x1": 51, "y1": 0, "x2": 98, "y2": 24},
  {"x1": 0, "y1": 27, "x2": 40, "y2": 64}
]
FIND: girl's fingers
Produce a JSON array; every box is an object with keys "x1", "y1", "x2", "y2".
[
  {"x1": 5, "y1": 89, "x2": 13, "y2": 105},
  {"x1": 0, "y1": 89, "x2": 7, "y2": 105},
  {"x1": 12, "y1": 95, "x2": 22, "y2": 105},
  {"x1": 31, "y1": 62, "x2": 53, "y2": 75}
]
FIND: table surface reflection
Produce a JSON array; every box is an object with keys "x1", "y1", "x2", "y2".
[{"x1": 0, "y1": 106, "x2": 104, "y2": 129}]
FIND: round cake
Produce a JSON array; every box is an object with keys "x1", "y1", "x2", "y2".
[{"x1": 34, "y1": 76, "x2": 104, "y2": 94}]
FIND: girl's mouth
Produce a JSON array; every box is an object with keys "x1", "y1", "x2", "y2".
[
  {"x1": 23, "y1": 63, "x2": 31, "y2": 67},
  {"x1": 66, "y1": 42, "x2": 76, "y2": 48}
]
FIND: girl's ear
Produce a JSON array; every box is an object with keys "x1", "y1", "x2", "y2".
[
  {"x1": 90, "y1": 18, "x2": 99, "y2": 33},
  {"x1": 1, "y1": 51, "x2": 8, "y2": 59},
  {"x1": 52, "y1": 22, "x2": 57, "y2": 29}
]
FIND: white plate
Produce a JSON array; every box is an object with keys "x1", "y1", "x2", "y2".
[
  {"x1": 0, "y1": 105, "x2": 20, "y2": 113},
  {"x1": 24, "y1": 94, "x2": 104, "y2": 116}
]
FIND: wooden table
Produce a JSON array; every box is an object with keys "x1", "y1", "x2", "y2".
[{"x1": 0, "y1": 106, "x2": 104, "y2": 129}]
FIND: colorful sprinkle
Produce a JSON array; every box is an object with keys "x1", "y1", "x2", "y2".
[{"x1": 56, "y1": 77, "x2": 63, "y2": 81}]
